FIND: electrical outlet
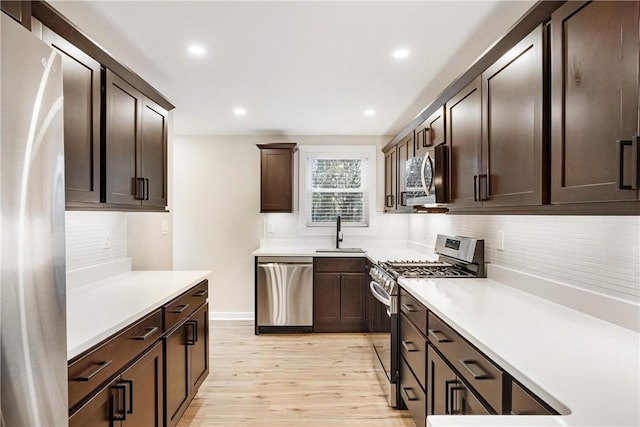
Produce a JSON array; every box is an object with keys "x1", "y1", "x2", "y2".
[
  {"x1": 497, "y1": 230, "x2": 505, "y2": 252},
  {"x1": 267, "y1": 222, "x2": 274, "y2": 233},
  {"x1": 161, "y1": 220, "x2": 169, "y2": 235},
  {"x1": 102, "y1": 230, "x2": 111, "y2": 249}
]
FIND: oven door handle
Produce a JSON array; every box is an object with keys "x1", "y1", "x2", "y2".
[{"x1": 369, "y1": 281, "x2": 391, "y2": 307}]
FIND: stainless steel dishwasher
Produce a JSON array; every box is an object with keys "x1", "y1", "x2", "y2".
[{"x1": 256, "y1": 257, "x2": 313, "y2": 334}]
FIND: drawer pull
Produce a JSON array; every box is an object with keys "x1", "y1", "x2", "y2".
[
  {"x1": 193, "y1": 289, "x2": 208, "y2": 297},
  {"x1": 459, "y1": 359, "x2": 491, "y2": 380},
  {"x1": 74, "y1": 360, "x2": 112, "y2": 381},
  {"x1": 428, "y1": 329, "x2": 451, "y2": 343},
  {"x1": 401, "y1": 340, "x2": 418, "y2": 352},
  {"x1": 402, "y1": 386, "x2": 419, "y2": 401},
  {"x1": 132, "y1": 326, "x2": 158, "y2": 340},
  {"x1": 186, "y1": 320, "x2": 198, "y2": 345},
  {"x1": 171, "y1": 304, "x2": 190, "y2": 314},
  {"x1": 402, "y1": 303, "x2": 419, "y2": 312}
]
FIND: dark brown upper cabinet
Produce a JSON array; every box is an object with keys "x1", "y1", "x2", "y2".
[
  {"x1": 257, "y1": 143, "x2": 296, "y2": 213},
  {"x1": 105, "y1": 70, "x2": 168, "y2": 209},
  {"x1": 1, "y1": 0, "x2": 31, "y2": 29},
  {"x1": 551, "y1": 0, "x2": 640, "y2": 204},
  {"x1": 397, "y1": 131, "x2": 415, "y2": 211},
  {"x1": 42, "y1": 27, "x2": 101, "y2": 206},
  {"x1": 415, "y1": 105, "x2": 445, "y2": 158},
  {"x1": 384, "y1": 146, "x2": 397, "y2": 211},
  {"x1": 481, "y1": 24, "x2": 545, "y2": 207},
  {"x1": 446, "y1": 77, "x2": 483, "y2": 209},
  {"x1": 446, "y1": 25, "x2": 544, "y2": 210}
]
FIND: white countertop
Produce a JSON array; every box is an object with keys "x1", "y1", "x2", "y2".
[
  {"x1": 399, "y1": 277, "x2": 640, "y2": 427},
  {"x1": 252, "y1": 245, "x2": 433, "y2": 263},
  {"x1": 67, "y1": 270, "x2": 209, "y2": 360}
]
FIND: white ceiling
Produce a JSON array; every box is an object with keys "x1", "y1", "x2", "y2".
[{"x1": 50, "y1": 1, "x2": 536, "y2": 137}]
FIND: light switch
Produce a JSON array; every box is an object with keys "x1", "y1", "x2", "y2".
[
  {"x1": 102, "y1": 230, "x2": 111, "y2": 249},
  {"x1": 497, "y1": 230, "x2": 505, "y2": 252}
]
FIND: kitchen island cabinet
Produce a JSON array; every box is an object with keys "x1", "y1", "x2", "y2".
[
  {"x1": 67, "y1": 271, "x2": 209, "y2": 427},
  {"x1": 551, "y1": 0, "x2": 640, "y2": 205},
  {"x1": 313, "y1": 257, "x2": 367, "y2": 332}
]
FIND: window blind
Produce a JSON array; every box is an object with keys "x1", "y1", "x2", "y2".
[{"x1": 306, "y1": 156, "x2": 369, "y2": 227}]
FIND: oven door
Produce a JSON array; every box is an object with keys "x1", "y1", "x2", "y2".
[{"x1": 368, "y1": 280, "x2": 399, "y2": 407}]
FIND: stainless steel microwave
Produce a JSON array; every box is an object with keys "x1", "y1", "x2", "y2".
[{"x1": 404, "y1": 145, "x2": 448, "y2": 207}]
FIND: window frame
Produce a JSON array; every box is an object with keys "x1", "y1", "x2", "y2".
[{"x1": 298, "y1": 145, "x2": 377, "y2": 233}]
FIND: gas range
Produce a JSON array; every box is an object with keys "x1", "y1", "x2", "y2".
[
  {"x1": 370, "y1": 235, "x2": 485, "y2": 296},
  {"x1": 368, "y1": 234, "x2": 485, "y2": 409}
]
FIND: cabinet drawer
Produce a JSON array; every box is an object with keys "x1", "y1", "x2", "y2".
[
  {"x1": 511, "y1": 381, "x2": 556, "y2": 415},
  {"x1": 400, "y1": 356, "x2": 426, "y2": 427},
  {"x1": 68, "y1": 308, "x2": 163, "y2": 411},
  {"x1": 400, "y1": 314, "x2": 426, "y2": 389},
  {"x1": 428, "y1": 312, "x2": 503, "y2": 413},
  {"x1": 164, "y1": 280, "x2": 208, "y2": 332},
  {"x1": 400, "y1": 288, "x2": 427, "y2": 332},
  {"x1": 314, "y1": 257, "x2": 366, "y2": 273}
]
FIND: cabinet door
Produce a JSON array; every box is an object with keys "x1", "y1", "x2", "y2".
[
  {"x1": 140, "y1": 97, "x2": 168, "y2": 208},
  {"x1": 105, "y1": 70, "x2": 143, "y2": 205},
  {"x1": 120, "y1": 342, "x2": 164, "y2": 427},
  {"x1": 69, "y1": 376, "x2": 120, "y2": 427},
  {"x1": 1, "y1": 1, "x2": 30, "y2": 29},
  {"x1": 415, "y1": 106, "x2": 446, "y2": 158},
  {"x1": 259, "y1": 146, "x2": 294, "y2": 212},
  {"x1": 165, "y1": 323, "x2": 190, "y2": 427},
  {"x1": 428, "y1": 345, "x2": 458, "y2": 415},
  {"x1": 551, "y1": 1, "x2": 640, "y2": 203},
  {"x1": 482, "y1": 25, "x2": 544, "y2": 207},
  {"x1": 189, "y1": 303, "x2": 209, "y2": 392},
  {"x1": 384, "y1": 148, "x2": 397, "y2": 211},
  {"x1": 340, "y1": 273, "x2": 366, "y2": 329},
  {"x1": 397, "y1": 132, "x2": 415, "y2": 209},
  {"x1": 313, "y1": 272, "x2": 341, "y2": 329},
  {"x1": 446, "y1": 77, "x2": 482, "y2": 209},
  {"x1": 42, "y1": 27, "x2": 101, "y2": 205}
]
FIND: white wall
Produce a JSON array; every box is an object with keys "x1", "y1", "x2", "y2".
[
  {"x1": 172, "y1": 135, "x2": 393, "y2": 317},
  {"x1": 65, "y1": 211, "x2": 127, "y2": 271},
  {"x1": 408, "y1": 214, "x2": 640, "y2": 302}
]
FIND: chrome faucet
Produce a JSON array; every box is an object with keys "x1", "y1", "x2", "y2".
[{"x1": 336, "y1": 215, "x2": 343, "y2": 249}]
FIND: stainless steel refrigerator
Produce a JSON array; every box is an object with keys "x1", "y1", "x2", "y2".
[{"x1": 1, "y1": 13, "x2": 68, "y2": 426}]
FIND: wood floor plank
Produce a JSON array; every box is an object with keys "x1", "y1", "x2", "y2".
[{"x1": 177, "y1": 320, "x2": 415, "y2": 427}]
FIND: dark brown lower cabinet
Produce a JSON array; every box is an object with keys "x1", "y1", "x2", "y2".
[
  {"x1": 400, "y1": 356, "x2": 426, "y2": 427},
  {"x1": 313, "y1": 258, "x2": 367, "y2": 333},
  {"x1": 510, "y1": 381, "x2": 555, "y2": 416},
  {"x1": 165, "y1": 302, "x2": 209, "y2": 427},
  {"x1": 427, "y1": 345, "x2": 491, "y2": 416},
  {"x1": 69, "y1": 341, "x2": 164, "y2": 427}
]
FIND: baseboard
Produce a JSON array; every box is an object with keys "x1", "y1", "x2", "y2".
[
  {"x1": 210, "y1": 311, "x2": 254, "y2": 321},
  {"x1": 488, "y1": 264, "x2": 640, "y2": 333}
]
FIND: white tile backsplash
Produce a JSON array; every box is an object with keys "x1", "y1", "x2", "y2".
[
  {"x1": 409, "y1": 214, "x2": 640, "y2": 301},
  {"x1": 65, "y1": 211, "x2": 127, "y2": 272}
]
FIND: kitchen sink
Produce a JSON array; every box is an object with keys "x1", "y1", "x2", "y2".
[{"x1": 316, "y1": 248, "x2": 365, "y2": 253}]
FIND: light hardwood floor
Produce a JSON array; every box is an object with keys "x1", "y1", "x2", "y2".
[{"x1": 177, "y1": 320, "x2": 415, "y2": 427}]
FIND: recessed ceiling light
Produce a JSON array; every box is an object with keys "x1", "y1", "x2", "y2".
[
  {"x1": 188, "y1": 45, "x2": 206, "y2": 55},
  {"x1": 392, "y1": 48, "x2": 410, "y2": 59},
  {"x1": 364, "y1": 109, "x2": 375, "y2": 116},
  {"x1": 234, "y1": 108, "x2": 246, "y2": 116}
]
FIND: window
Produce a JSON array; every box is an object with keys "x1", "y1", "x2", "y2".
[{"x1": 300, "y1": 146, "x2": 375, "y2": 228}]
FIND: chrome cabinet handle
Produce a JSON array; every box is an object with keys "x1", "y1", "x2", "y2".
[
  {"x1": 74, "y1": 360, "x2": 112, "y2": 381},
  {"x1": 112, "y1": 382, "x2": 127, "y2": 421},
  {"x1": 186, "y1": 320, "x2": 198, "y2": 345},
  {"x1": 428, "y1": 329, "x2": 451, "y2": 343},
  {"x1": 459, "y1": 359, "x2": 491, "y2": 380},
  {"x1": 132, "y1": 326, "x2": 158, "y2": 340},
  {"x1": 121, "y1": 379, "x2": 134, "y2": 415}
]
